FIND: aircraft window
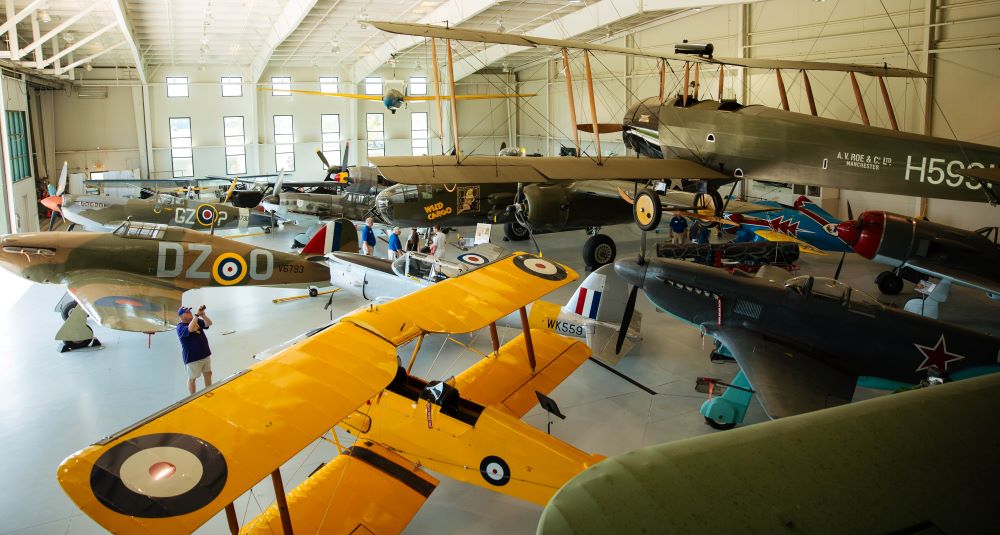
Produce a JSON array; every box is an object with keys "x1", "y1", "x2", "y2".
[
  {"x1": 418, "y1": 185, "x2": 436, "y2": 200},
  {"x1": 848, "y1": 287, "x2": 884, "y2": 314},
  {"x1": 397, "y1": 185, "x2": 419, "y2": 202},
  {"x1": 113, "y1": 221, "x2": 167, "y2": 240}
]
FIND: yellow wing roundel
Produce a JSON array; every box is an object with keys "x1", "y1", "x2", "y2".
[{"x1": 57, "y1": 252, "x2": 586, "y2": 533}]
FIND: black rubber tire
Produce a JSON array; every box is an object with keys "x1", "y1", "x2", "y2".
[
  {"x1": 504, "y1": 221, "x2": 530, "y2": 241},
  {"x1": 877, "y1": 271, "x2": 904, "y2": 295},
  {"x1": 583, "y1": 234, "x2": 616, "y2": 270},
  {"x1": 309, "y1": 287, "x2": 319, "y2": 297},
  {"x1": 704, "y1": 416, "x2": 737, "y2": 431},
  {"x1": 633, "y1": 189, "x2": 662, "y2": 231},
  {"x1": 60, "y1": 300, "x2": 78, "y2": 321}
]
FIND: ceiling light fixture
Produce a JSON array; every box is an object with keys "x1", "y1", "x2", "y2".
[
  {"x1": 39, "y1": 10, "x2": 51, "y2": 23},
  {"x1": 84, "y1": 63, "x2": 92, "y2": 72},
  {"x1": 63, "y1": 32, "x2": 74, "y2": 43},
  {"x1": 496, "y1": 17, "x2": 505, "y2": 33}
]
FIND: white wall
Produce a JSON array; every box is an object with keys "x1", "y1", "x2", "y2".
[{"x1": 52, "y1": 85, "x2": 142, "y2": 180}]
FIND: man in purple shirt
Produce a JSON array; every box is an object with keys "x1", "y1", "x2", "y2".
[{"x1": 176, "y1": 305, "x2": 213, "y2": 395}]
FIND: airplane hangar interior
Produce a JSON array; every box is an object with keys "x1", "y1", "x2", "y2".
[{"x1": 1, "y1": 0, "x2": 999, "y2": 533}]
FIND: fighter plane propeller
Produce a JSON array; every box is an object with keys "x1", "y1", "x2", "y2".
[{"x1": 41, "y1": 161, "x2": 69, "y2": 231}]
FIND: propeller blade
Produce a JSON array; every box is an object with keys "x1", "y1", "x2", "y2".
[
  {"x1": 616, "y1": 285, "x2": 639, "y2": 355},
  {"x1": 316, "y1": 149, "x2": 331, "y2": 168},
  {"x1": 341, "y1": 141, "x2": 350, "y2": 169},
  {"x1": 846, "y1": 200, "x2": 854, "y2": 221},
  {"x1": 56, "y1": 161, "x2": 68, "y2": 195},
  {"x1": 834, "y1": 250, "x2": 847, "y2": 280},
  {"x1": 274, "y1": 170, "x2": 285, "y2": 193},
  {"x1": 47, "y1": 211, "x2": 57, "y2": 231}
]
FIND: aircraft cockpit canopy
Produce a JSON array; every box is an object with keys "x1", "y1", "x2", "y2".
[
  {"x1": 785, "y1": 275, "x2": 883, "y2": 314},
  {"x1": 392, "y1": 252, "x2": 463, "y2": 281},
  {"x1": 113, "y1": 221, "x2": 167, "y2": 240}
]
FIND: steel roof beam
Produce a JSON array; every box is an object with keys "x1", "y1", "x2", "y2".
[{"x1": 250, "y1": 0, "x2": 319, "y2": 82}]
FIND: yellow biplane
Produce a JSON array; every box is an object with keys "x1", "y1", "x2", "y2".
[{"x1": 57, "y1": 253, "x2": 605, "y2": 533}]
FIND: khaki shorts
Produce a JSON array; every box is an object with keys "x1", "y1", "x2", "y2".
[{"x1": 186, "y1": 356, "x2": 212, "y2": 379}]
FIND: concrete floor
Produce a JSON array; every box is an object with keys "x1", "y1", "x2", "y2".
[{"x1": 1, "y1": 222, "x2": 998, "y2": 535}]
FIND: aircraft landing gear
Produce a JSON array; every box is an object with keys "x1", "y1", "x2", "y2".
[
  {"x1": 582, "y1": 230, "x2": 616, "y2": 271},
  {"x1": 56, "y1": 301, "x2": 102, "y2": 353},
  {"x1": 876, "y1": 270, "x2": 904, "y2": 295},
  {"x1": 633, "y1": 189, "x2": 662, "y2": 232},
  {"x1": 698, "y1": 370, "x2": 753, "y2": 430},
  {"x1": 503, "y1": 221, "x2": 530, "y2": 241}
]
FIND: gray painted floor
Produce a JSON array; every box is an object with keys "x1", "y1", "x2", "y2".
[{"x1": 1, "y1": 222, "x2": 997, "y2": 534}]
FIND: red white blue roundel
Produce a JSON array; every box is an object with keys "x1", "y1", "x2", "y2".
[
  {"x1": 479, "y1": 455, "x2": 510, "y2": 486},
  {"x1": 195, "y1": 204, "x2": 217, "y2": 227},
  {"x1": 513, "y1": 254, "x2": 567, "y2": 281},
  {"x1": 89, "y1": 433, "x2": 228, "y2": 518},
  {"x1": 95, "y1": 296, "x2": 155, "y2": 309},
  {"x1": 211, "y1": 253, "x2": 247, "y2": 286},
  {"x1": 457, "y1": 253, "x2": 487, "y2": 266}
]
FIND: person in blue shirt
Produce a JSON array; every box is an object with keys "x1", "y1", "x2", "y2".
[
  {"x1": 360, "y1": 217, "x2": 377, "y2": 255},
  {"x1": 176, "y1": 305, "x2": 213, "y2": 395},
  {"x1": 387, "y1": 226, "x2": 403, "y2": 259},
  {"x1": 669, "y1": 213, "x2": 689, "y2": 244}
]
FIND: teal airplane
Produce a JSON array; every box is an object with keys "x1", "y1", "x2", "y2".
[{"x1": 725, "y1": 195, "x2": 850, "y2": 253}]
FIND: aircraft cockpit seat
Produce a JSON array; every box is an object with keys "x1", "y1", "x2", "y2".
[{"x1": 420, "y1": 380, "x2": 483, "y2": 426}]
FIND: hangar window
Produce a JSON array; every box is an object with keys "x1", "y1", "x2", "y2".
[
  {"x1": 271, "y1": 76, "x2": 291, "y2": 96},
  {"x1": 409, "y1": 76, "x2": 427, "y2": 96},
  {"x1": 223, "y1": 116, "x2": 246, "y2": 175},
  {"x1": 367, "y1": 113, "x2": 385, "y2": 157},
  {"x1": 320, "y1": 76, "x2": 339, "y2": 94},
  {"x1": 166, "y1": 77, "x2": 188, "y2": 98},
  {"x1": 221, "y1": 77, "x2": 242, "y2": 97},
  {"x1": 169, "y1": 117, "x2": 193, "y2": 178},
  {"x1": 6, "y1": 111, "x2": 30, "y2": 181},
  {"x1": 364, "y1": 77, "x2": 383, "y2": 96},
  {"x1": 411, "y1": 112, "x2": 429, "y2": 156},
  {"x1": 274, "y1": 115, "x2": 295, "y2": 171},
  {"x1": 321, "y1": 114, "x2": 341, "y2": 170}
]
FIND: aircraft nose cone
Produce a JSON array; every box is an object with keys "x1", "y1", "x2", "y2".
[
  {"x1": 41, "y1": 195, "x2": 62, "y2": 214},
  {"x1": 832, "y1": 220, "x2": 860, "y2": 245},
  {"x1": 614, "y1": 258, "x2": 648, "y2": 290}
]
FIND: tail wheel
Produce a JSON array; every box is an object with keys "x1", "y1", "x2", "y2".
[
  {"x1": 503, "y1": 221, "x2": 530, "y2": 241},
  {"x1": 60, "y1": 300, "x2": 79, "y2": 321},
  {"x1": 704, "y1": 416, "x2": 737, "y2": 431},
  {"x1": 583, "y1": 234, "x2": 616, "y2": 270},
  {"x1": 876, "y1": 271, "x2": 904, "y2": 295},
  {"x1": 633, "y1": 189, "x2": 662, "y2": 231}
]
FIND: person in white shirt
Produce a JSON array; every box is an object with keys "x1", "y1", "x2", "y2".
[{"x1": 430, "y1": 224, "x2": 447, "y2": 258}]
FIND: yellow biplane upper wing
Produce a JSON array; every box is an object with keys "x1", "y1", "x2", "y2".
[
  {"x1": 65, "y1": 270, "x2": 182, "y2": 333},
  {"x1": 407, "y1": 93, "x2": 537, "y2": 101},
  {"x1": 370, "y1": 155, "x2": 727, "y2": 184},
  {"x1": 57, "y1": 252, "x2": 579, "y2": 533},
  {"x1": 372, "y1": 21, "x2": 929, "y2": 78},
  {"x1": 257, "y1": 87, "x2": 383, "y2": 100}
]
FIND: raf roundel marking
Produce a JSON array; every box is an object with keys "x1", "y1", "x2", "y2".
[
  {"x1": 457, "y1": 253, "x2": 487, "y2": 266},
  {"x1": 212, "y1": 253, "x2": 247, "y2": 286},
  {"x1": 95, "y1": 296, "x2": 155, "y2": 309},
  {"x1": 195, "y1": 204, "x2": 217, "y2": 227},
  {"x1": 89, "y1": 433, "x2": 228, "y2": 518},
  {"x1": 513, "y1": 254, "x2": 567, "y2": 281},
  {"x1": 479, "y1": 455, "x2": 511, "y2": 486}
]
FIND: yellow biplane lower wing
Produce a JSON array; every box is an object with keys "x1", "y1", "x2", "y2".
[
  {"x1": 241, "y1": 443, "x2": 438, "y2": 535},
  {"x1": 753, "y1": 229, "x2": 827, "y2": 256},
  {"x1": 57, "y1": 252, "x2": 580, "y2": 533}
]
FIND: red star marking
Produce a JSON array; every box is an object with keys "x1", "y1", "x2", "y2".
[{"x1": 913, "y1": 334, "x2": 966, "y2": 372}]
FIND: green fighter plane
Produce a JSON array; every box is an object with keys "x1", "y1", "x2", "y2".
[{"x1": 0, "y1": 220, "x2": 356, "y2": 335}]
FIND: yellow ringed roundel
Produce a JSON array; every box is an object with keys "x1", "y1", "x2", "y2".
[{"x1": 212, "y1": 253, "x2": 247, "y2": 285}]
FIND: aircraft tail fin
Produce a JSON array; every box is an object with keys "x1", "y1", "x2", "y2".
[
  {"x1": 300, "y1": 218, "x2": 359, "y2": 256},
  {"x1": 564, "y1": 264, "x2": 633, "y2": 323},
  {"x1": 793, "y1": 195, "x2": 840, "y2": 224}
]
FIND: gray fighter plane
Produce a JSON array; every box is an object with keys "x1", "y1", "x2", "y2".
[{"x1": 613, "y1": 256, "x2": 1000, "y2": 419}]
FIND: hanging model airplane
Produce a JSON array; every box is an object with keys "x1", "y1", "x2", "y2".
[
  {"x1": 0, "y1": 219, "x2": 355, "y2": 334},
  {"x1": 539, "y1": 372, "x2": 1000, "y2": 534},
  {"x1": 56, "y1": 253, "x2": 607, "y2": 533},
  {"x1": 612, "y1": 255, "x2": 1000, "y2": 427}
]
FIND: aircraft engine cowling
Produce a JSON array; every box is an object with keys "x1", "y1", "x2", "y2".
[
  {"x1": 521, "y1": 183, "x2": 570, "y2": 231},
  {"x1": 835, "y1": 211, "x2": 915, "y2": 264}
]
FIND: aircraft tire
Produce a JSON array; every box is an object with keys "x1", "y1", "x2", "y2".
[
  {"x1": 876, "y1": 271, "x2": 904, "y2": 295},
  {"x1": 633, "y1": 189, "x2": 662, "y2": 231},
  {"x1": 583, "y1": 234, "x2": 616, "y2": 270},
  {"x1": 704, "y1": 416, "x2": 737, "y2": 431},
  {"x1": 60, "y1": 300, "x2": 78, "y2": 321},
  {"x1": 503, "y1": 222, "x2": 530, "y2": 241}
]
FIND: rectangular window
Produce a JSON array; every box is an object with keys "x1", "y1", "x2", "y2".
[
  {"x1": 169, "y1": 117, "x2": 193, "y2": 177},
  {"x1": 6, "y1": 111, "x2": 29, "y2": 181},
  {"x1": 409, "y1": 76, "x2": 427, "y2": 96},
  {"x1": 166, "y1": 76, "x2": 189, "y2": 98},
  {"x1": 272, "y1": 76, "x2": 291, "y2": 96},
  {"x1": 366, "y1": 113, "x2": 384, "y2": 157},
  {"x1": 223, "y1": 116, "x2": 247, "y2": 175},
  {"x1": 321, "y1": 114, "x2": 341, "y2": 169},
  {"x1": 320, "y1": 76, "x2": 339, "y2": 94},
  {"x1": 221, "y1": 76, "x2": 242, "y2": 97},
  {"x1": 411, "y1": 111, "x2": 428, "y2": 156},
  {"x1": 273, "y1": 115, "x2": 295, "y2": 171},
  {"x1": 364, "y1": 76, "x2": 383, "y2": 96}
]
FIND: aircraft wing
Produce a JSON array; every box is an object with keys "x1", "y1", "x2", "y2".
[
  {"x1": 241, "y1": 442, "x2": 438, "y2": 535},
  {"x1": 57, "y1": 252, "x2": 579, "y2": 533},
  {"x1": 706, "y1": 325, "x2": 856, "y2": 419},
  {"x1": 64, "y1": 270, "x2": 183, "y2": 332},
  {"x1": 258, "y1": 87, "x2": 383, "y2": 100},
  {"x1": 370, "y1": 155, "x2": 727, "y2": 184},
  {"x1": 904, "y1": 258, "x2": 1000, "y2": 296},
  {"x1": 753, "y1": 230, "x2": 827, "y2": 256},
  {"x1": 84, "y1": 178, "x2": 231, "y2": 186},
  {"x1": 407, "y1": 93, "x2": 537, "y2": 100}
]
